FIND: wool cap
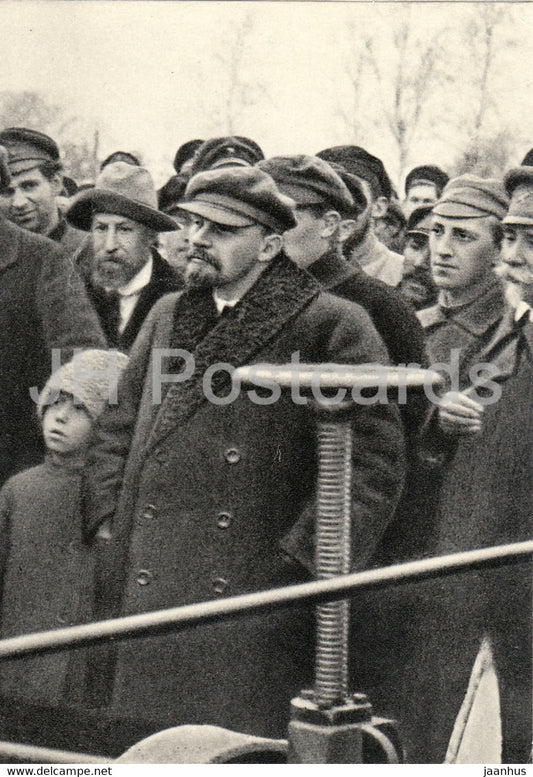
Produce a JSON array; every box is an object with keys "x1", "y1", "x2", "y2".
[
  {"x1": 0, "y1": 127, "x2": 60, "y2": 175},
  {"x1": 406, "y1": 205, "x2": 434, "y2": 235},
  {"x1": 173, "y1": 139, "x2": 204, "y2": 174},
  {"x1": 432, "y1": 175, "x2": 509, "y2": 220},
  {"x1": 66, "y1": 162, "x2": 178, "y2": 232},
  {"x1": 38, "y1": 349, "x2": 129, "y2": 421},
  {"x1": 0, "y1": 146, "x2": 11, "y2": 192},
  {"x1": 179, "y1": 166, "x2": 296, "y2": 233},
  {"x1": 258, "y1": 155, "x2": 354, "y2": 215},
  {"x1": 502, "y1": 166, "x2": 533, "y2": 226},
  {"x1": 191, "y1": 136, "x2": 264, "y2": 176},
  {"x1": 405, "y1": 165, "x2": 449, "y2": 196},
  {"x1": 100, "y1": 151, "x2": 140, "y2": 171},
  {"x1": 316, "y1": 145, "x2": 392, "y2": 200}
]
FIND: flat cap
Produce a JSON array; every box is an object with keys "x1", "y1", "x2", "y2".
[
  {"x1": 316, "y1": 145, "x2": 392, "y2": 200},
  {"x1": 191, "y1": 136, "x2": 264, "y2": 176},
  {"x1": 322, "y1": 162, "x2": 367, "y2": 216},
  {"x1": 100, "y1": 151, "x2": 140, "y2": 171},
  {"x1": 406, "y1": 205, "x2": 434, "y2": 235},
  {"x1": 502, "y1": 166, "x2": 533, "y2": 226},
  {"x1": 179, "y1": 166, "x2": 296, "y2": 234},
  {"x1": 432, "y1": 175, "x2": 509, "y2": 220},
  {"x1": 405, "y1": 165, "x2": 449, "y2": 196},
  {"x1": 0, "y1": 127, "x2": 60, "y2": 174},
  {"x1": 258, "y1": 155, "x2": 354, "y2": 215},
  {"x1": 173, "y1": 139, "x2": 204, "y2": 174}
]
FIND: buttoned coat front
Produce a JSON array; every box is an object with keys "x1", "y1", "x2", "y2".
[{"x1": 83, "y1": 254, "x2": 405, "y2": 745}]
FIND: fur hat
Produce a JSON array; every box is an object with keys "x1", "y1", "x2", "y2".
[{"x1": 38, "y1": 349, "x2": 129, "y2": 420}]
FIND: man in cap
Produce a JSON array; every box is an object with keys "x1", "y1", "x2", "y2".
[
  {"x1": 395, "y1": 172, "x2": 531, "y2": 764},
  {"x1": 317, "y1": 145, "x2": 404, "y2": 286},
  {"x1": 66, "y1": 162, "x2": 183, "y2": 352},
  {"x1": 0, "y1": 127, "x2": 85, "y2": 257},
  {"x1": 191, "y1": 135, "x2": 264, "y2": 176},
  {"x1": 398, "y1": 205, "x2": 438, "y2": 310},
  {"x1": 172, "y1": 138, "x2": 204, "y2": 176},
  {"x1": 403, "y1": 164, "x2": 449, "y2": 218},
  {"x1": 0, "y1": 145, "x2": 105, "y2": 488},
  {"x1": 373, "y1": 198, "x2": 406, "y2": 253},
  {"x1": 82, "y1": 165, "x2": 405, "y2": 747},
  {"x1": 259, "y1": 153, "x2": 427, "y2": 447}
]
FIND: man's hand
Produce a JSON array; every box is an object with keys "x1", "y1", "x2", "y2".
[{"x1": 437, "y1": 390, "x2": 484, "y2": 436}]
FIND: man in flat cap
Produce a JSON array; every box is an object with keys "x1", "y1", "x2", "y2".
[
  {"x1": 403, "y1": 164, "x2": 449, "y2": 219},
  {"x1": 260, "y1": 153, "x2": 427, "y2": 447},
  {"x1": 0, "y1": 145, "x2": 105, "y2": 488},
  {"x1": 191, "y1": 135, "x2": 264, "y2": 176},
  {"x1": 82, "y1": 165, "x2": 405, "y2": 747},
  {"x1": 66, "y1": 162, "x2": 183, "y2": 352},
  {"x1": 0, "y1": 127, "x2": 85, "y2": 257},
  {"x1": 398, "y1": 205, "x2": 438, "y2": 311},
  {"x1": 317, "y1": 145, "x2": 404, "y2": 286}
]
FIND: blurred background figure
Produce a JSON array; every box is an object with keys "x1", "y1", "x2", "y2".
[
  {"x1": 403, "y1": 164, "x2": 449, "y2": 219},
  {"x1": 373, "y1": 197, "x2": 406, "y2": 253},
  {"x1": 157, "y1": 172, "x2": 190, "y2": 272},
  {"x1": 190, "y1": 135, "x2": 264, "y2": 175},
  {"x1": 398, "y1": 205, "x2": 438, "y2": 310}
]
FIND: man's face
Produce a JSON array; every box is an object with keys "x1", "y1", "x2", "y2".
[
  {"x1": 429, "y1": 215, "x2": 499, "y2": 292},
  {"x1": 158, "y1": 209, "x2": 190, "y2": 271},
  {"x1": 185, "y1": 215, "x2": 267, "y2": 290},
  {"x1": 0, "y1": 167, "x2": 61, "y2": 234},
  {"x1": 404, "y1": 183, "x2": 438, "y2": 218},
  {"x1": 282, "y1": 206, "x2": 326, "y2": 268},
  {"x1": 501, "y1": 224, "x2": 533, "y2": 306},
  {"x1": 400, "y1": 232, "x2": 437, "y2": 309},
  {"x1": 91, "y1": 213, "x2": 153, "y2": 289}
]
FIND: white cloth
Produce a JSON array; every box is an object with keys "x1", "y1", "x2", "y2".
[
  {"x1": 106, "y1": 257, "x2": 153, "y2": 334},
  {"x1": 213, "y1": 290, "x2": 239, "y2": 315}
]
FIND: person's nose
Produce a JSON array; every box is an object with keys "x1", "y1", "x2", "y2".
[
  {"x1": 434, "y1": 231, "x2": 453, "y2": 259},
  {"x1": 190, "y1": 222, "x2": 211, "y2": 247},
  {"x1": 104, "y1": 227, "x2": 118, "y2": 253},
  {"x1": 503, "y1": 237, "x2": 523, "y2": 267},
  {"x1": 53, "y1": 402, "x2": 70, "y2": 423},
  {"x1": 11, "y1": 187, "x2": 28, "y2": 210}
]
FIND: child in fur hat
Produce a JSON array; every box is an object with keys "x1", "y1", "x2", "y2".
[{"x1": 0, "y1": 349, "x2": 128, "y2": 708}]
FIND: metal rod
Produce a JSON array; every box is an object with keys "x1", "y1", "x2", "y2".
[
  {"x1": 0, "y1": 740, "x2": 109, "y2": 764},
  {"x1": 0, "y1": 540, "x2": 530, "y2": 661}
]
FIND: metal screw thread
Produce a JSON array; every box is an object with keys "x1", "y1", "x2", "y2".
[{"x1": 314, "y1": 418, "x2": 352, "y2": 707}]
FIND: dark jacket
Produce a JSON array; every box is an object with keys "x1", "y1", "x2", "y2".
[
  {"x1": 48, "y1": 217, "x2": 86, "y2": 258},
  {"x1": 0, "y1": 217, "x2": 105, "y2": 486},
  {"x1": 82, "y1": 253, "x2": 405, "y2": 744},
  {"x1": 81, "y1": 246, "x2": 184, "y2": 352}
]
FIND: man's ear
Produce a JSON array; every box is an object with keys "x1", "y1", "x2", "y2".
[
  {"x1": 50, "y1": 174, "x2": 64, "y2": 197},
  {"x1": 319, "y1": 211, "x2": 341, "y2": 239},
  {"x1": 371, "y1": 197, "x2": 389, "y2": 219},
  {"x1": 338, "y1": 219, "x2": 357, "y2": 244},
  {"x1": 259, "y1": 233, "x2": 283, "y2": 262}
]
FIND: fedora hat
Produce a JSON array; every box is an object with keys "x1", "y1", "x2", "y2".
[{"x1": 66, "y1": 162, "x2": 177, "y2": 232}]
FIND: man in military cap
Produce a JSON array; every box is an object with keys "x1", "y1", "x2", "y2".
[
  {"x1": 82, "y1": 165, "x2": 404, "y2": 746},
  {"x1": 316, "y1": 145, "x2": 404, "y2": 286},
  {"x1": 66, "y1": 162, "x2": 183, "y2": 352},
  {"x1": 0, "y1": 127, "x2": 85, "y2": 257},
  {"x1": 398, "y1": 205, "x2": 438, "y2": 310},
  {"x1": 403, "y1": 164, "x2": 449, "y2": 218}
]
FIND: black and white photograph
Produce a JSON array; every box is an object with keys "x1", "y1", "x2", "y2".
[{"x1": 0, "y1": 0, "x2": 530, "y2": 766}]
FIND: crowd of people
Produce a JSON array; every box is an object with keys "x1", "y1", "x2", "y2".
[{"x1": 0, "y1": 126, "x2": 529, "y2": 763}]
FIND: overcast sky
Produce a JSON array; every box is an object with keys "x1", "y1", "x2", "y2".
[{"x1": 3, "y1": 1, "x2": 533, "y2": 186}]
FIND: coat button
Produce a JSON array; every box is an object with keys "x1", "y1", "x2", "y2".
[
  {"x1": 216, "y1": 511, "x2": 232, "y2": 529},
  {"x1": 136, "y1": 569, "x2": 154, "y2": 586},
  {"x1": 153, "y1": 449, "x2": 168, "y2": 465},
  {"x1": 212, "y1": 577, "x2": 228, "y2": 594},
  {"x1": 142, "y1": 504, "x2": 157, "y2": 520},
  {"x1": 224, "y1": 447, "x2": 241, "y2": 464}
]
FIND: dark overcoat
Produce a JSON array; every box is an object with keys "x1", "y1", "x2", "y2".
[
  {"x1": 0, "y1": 216, "x2": 105, "y2": 486},
  {"x1": 82, "y1": 254, "x2": 405, "y2": 743}
]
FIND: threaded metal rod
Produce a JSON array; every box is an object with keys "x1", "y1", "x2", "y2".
[{"x1": 315, "y1": 418, "x2": 352, "y2": 707}]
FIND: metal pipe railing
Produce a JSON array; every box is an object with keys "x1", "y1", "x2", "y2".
[
  {"x1": 0, "y1": 539, "x2": 530, "y2": 661},
  {"x1": 0, "y1": 741, "x2": 108, "y2": 764}
]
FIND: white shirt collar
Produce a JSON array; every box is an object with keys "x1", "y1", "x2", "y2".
[
  {"x1": 115, "y1": 256, "x2": 153, "y2": 298},
  {"x1": 213, "y1": 289, "x2": 240, "y2": 314},
  {"x1": 514, "y1": 300, "x2": 533, "y2": 323}
]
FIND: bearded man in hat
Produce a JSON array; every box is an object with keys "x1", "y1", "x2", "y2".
[
  {"x1": 316, "y1": 145, "x2": 404, "y2": 286},
  {"x1": 398, "y1": 205, "x2": 438, "y2": 310},
  {"x1": 0, "y1": 145, "x2": 105, "y2": 488},
  {"x1": 66, "y1": 162, "x2": 183, "y2": 352},
  {"x1": 0, "y1": 127, "x2": 85, "y2": 257},
  {"x1": 82, "y1": 165, "x2": 405, "y2": 748}
]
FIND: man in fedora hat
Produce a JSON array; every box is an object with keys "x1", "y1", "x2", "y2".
[
  {"x1": 66, "y1": 161, "x2": 183, "y2": 352},
  {"x1": 82, "y1": 165, "x2": 404, "y2": 747},
  {"x1": 0, "y1": 127, "x2": 85, "y2": 258}
]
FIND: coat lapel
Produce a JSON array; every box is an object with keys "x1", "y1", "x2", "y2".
[
  {"x1": 146, "y1": 254, "x2": 320, "y2": 451},
  {"x1": 0, "y1": 218, "x2": 23, "y2": 272}
]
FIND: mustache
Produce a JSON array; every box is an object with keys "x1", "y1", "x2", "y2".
[{"x1": 186, "y1": 248, "x2": 218, "y2": 268}]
